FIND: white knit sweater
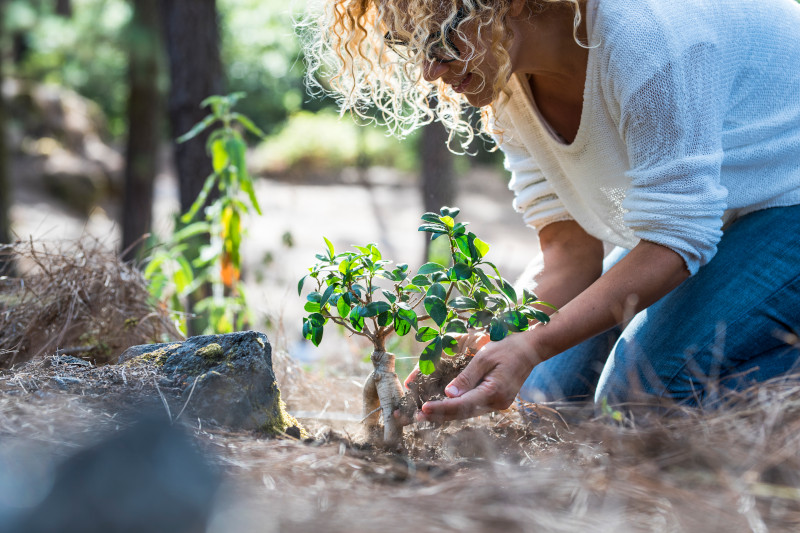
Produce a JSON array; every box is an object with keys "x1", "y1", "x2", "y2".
[{"x1": 494, "y1": 0, "x2": 800, "y2": 274}]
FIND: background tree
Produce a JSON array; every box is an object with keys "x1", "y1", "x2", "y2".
[
  {"x1": 161, "y1": 0, "x2": 223, "y2": 215},
  {"x1": 0, "y1": 0, "x2": 13, "y2": 263},
  {"x1": 121, "y1": 0, "x2": 164, "y2": 261},
  {"x1": 160, "y1": 0, "x2": 223, "y2": 333},
  {"x1": 54, "y1": 0, "x2": 72, "y2": 17},
  {"x1": 419, "y1": 118, "x2": 455, "y2": 261}
]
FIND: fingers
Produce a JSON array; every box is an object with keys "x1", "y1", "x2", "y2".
[
  {"x1": 403, "y1": 365, "x2": 420, "y2": 389},
  {"x1": 416, "y1": 387, "x2": 495, "y2": 422},
  {"x1": 443, "y1": 349, "x2": 496, "y2": 398}
]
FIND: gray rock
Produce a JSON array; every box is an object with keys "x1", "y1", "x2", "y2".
[
  {"x1": 6, "y1": 415, "x2": 220, "y2": 533},
  {"x1": 119, "y1": 331, "x2": 301, "y2": 434}
]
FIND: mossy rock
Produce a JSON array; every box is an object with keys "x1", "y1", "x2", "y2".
[{"x1": 119, "y1": 331, "x2": 304, "y2": 436}]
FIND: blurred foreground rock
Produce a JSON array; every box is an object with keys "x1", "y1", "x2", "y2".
[
  {"x1": 120, "y1": 331, "x2": 303, "y2": 436},
  {"x1": 6, "y1": 416, "x2": 220, "y2": 533}
]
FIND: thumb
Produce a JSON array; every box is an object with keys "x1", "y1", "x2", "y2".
[{"x1": 444, "y1": 354, "x2": 493, "y2": 398}]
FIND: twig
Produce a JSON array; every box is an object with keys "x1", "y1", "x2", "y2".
[
  {"x1": 360, "y1": 406, "x2": 381, "y2": 423},
  {"x1": 154, "y1": 378, "x2": 173, "y2": 422},
  {"x1": 174, "y1": 376, "x2": 199, "y2": 423}
]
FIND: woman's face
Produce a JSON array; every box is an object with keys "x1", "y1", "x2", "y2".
[
  {"x1": 382, "y1": 3, "x2": 507, "y2": 108},
  {"x1": 420, "y1": 13, "x2": 504, "y2": 108}
]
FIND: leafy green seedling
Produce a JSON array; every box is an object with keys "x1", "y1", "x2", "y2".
[{"x1": 299, "y1": 207, "x2": 555, "y2": 445}]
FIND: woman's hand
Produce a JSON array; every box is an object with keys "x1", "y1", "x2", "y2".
[{"x1": 415, "y1": 329, "x2": 542, "y2": 422}]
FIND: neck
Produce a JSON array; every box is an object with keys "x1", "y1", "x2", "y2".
[{"x1": 507, "y1": 1, "x2": 589, "y2": 86}]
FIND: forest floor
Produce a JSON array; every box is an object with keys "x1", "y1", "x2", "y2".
[{"x1": 4, "y1": 166, "x2": 800, "y2": 531}]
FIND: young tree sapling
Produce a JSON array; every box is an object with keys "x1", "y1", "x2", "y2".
[{"x1": 299, "y1": 207, "x2": 555, "y2": 446}]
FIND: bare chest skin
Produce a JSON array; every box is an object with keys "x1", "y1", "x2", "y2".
[{"x1": 528, "y1": 72, "x2": 585, "y2": 144}]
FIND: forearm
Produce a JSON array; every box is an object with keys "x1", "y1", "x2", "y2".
[
  {"x1": 528, "y1": 221, "x2": 604, "y2": 309},
  {"x1": 525, "y1": 240, "x2": 690, "y2": 363}
]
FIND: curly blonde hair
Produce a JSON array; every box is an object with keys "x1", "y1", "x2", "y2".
[{"x1": 301, "y1": 0, "x2": 582, "y2": 150}]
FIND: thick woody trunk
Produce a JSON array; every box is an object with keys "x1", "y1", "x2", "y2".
[{"x1": 362, "y1": 350, "x2": 405, "y2": 447}]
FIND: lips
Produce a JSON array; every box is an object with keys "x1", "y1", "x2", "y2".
[{"x1": 452, "y1": 72, "x2": 473, "y2": 93}]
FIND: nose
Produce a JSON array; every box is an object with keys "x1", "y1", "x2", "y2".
[{"x1": 422, "y1": 60, "x2": 449, "y2": 82}]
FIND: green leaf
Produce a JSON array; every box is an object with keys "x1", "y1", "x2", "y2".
[
  {"x1": 449, "y1": 296, "x2": 478, "y2": 310},
  {"x1": 307, "y1": 291, "x2": 322, "y2": 303},
  {"x1": 319, "y1": 285, "x2": 336, "y2": 308},
  {"x1": 378, "y1": 270, "x2": 398, "y2": 281},
  {"x1": 424, "y1": 295, "x2": 448, "y2": 327},
  {"x1": 308, "y1": 313, "x2": 327, "y2": 327},
  {"x1": 451, "y1": 263, "x2": 473, "y2": 281},
  {"x1": 418, "y1": 262, "x2": 446, "y2": 275},
  {"x1": 181, "y1": 173, "x2": 218, "y2": 223},
  {"x1": 489, "y1": 317, "x2": 509, "y2": 341},
  {"x1": 468, "y1": 310, "x2": 493, "y2": 328},
  {"x1": 177, "y1": 114, "x2": 215, "y2": 143},
  {"x1": 211, "y1": 138, "x2": 229, "y2": 174},
  {"x1": 297, "y1": 276, "x2": 307, "y2": 296},
  {"x1": 349, "y1": 307, "x2": 365, "y2": 332},
  {"x1": 173, "y1": 221, "x2": 211, "y2": 242},
  {"x1": 439, "y1": 206, "x2": 460, "y2": 218},
  {"x1": 426, "y1": 282, "x2": 447, "y2": 300},
  {"x1": 523, "y1": 289, "x2": 538, "y2": 305},
  {"x1": 473, "y1": 237, "x2": 489, "y2": 258},
  {"x1": 419, "y1": 336, "x2": 443, "y2": 375},
  {"x1": 445, "y1": 320, "x2": 468, "y2": 334},
  {"x1": 431, "y1": 271, "x2": 449, "y2": 283},
  {"x1": 418, "y1": 359, "x2": 436, "y2": 375},
  {"x1": 501, "y1": 310, "x2": 529, "y2": 332},
  {"x1": 415, "y1": 327, "x2": 439, "y2": 342},
  {"x1": 323, "y1": 236, "x2": 335, "y2": 259},
  {"x1": 418, "y1": 224, "x2": 448, "y2": 235},
  {"x1": 420, "y1": 212, "x2": 442, "y2": 224},
  {"x1": 231, "y1": 112, "x2": 267, "y2": 139},
  {"x1": 394, "y1": 306, "x2": 418, "y2": 336},
  {"x1": 442, "y1": 334, "x2": 459, "y2": 355},
  {"x1": 439, "y1": 215, "x2": 455, "y2": 228},
  {"x1": 523, "y1": 307, "x2": 551, "y2": 324},
  {"x1": 337, "y1": 295, "x2": 350, "y2": 318},
  {"x1": 474, "y1": 267, "x2": 494, "y2": 291},
  {"x1": 304, "y1": 301, "x2": 321, "y2": 313},
  {"x1": 496, "y1": 277, "x2": 517, "y2": 303},
  {"x1": 381, "y1": 290, "x2": 397, "y2": 303},
  {"x1": 377, "y1": 311, "x2": 392, "y2": 327},
  {"x1": 411, "y1": 275, "x2": 432, "y2": 286},
  {"x1": 363, "y1": 301, "x2": 391, "y2": 317}
]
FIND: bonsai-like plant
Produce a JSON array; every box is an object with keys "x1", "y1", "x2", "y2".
[{"x1": 299, "y1": 207, "x2": 554, "y2": 446}]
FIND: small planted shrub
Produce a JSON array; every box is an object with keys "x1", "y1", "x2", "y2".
[{"x1": 299, "y1": 207, "x2": 554, "y2": 446}]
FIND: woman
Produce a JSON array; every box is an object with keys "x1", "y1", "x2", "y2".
[{"x1": 306, "y1": 0, "x2": 800, "y2": 420}]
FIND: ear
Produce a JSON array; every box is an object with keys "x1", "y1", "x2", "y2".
[{"x1": 508, "y1": 0, "x2": 527, "y2": 17}]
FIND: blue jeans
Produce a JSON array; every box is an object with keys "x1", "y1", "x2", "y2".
[{"x1": 519, "y1": 205, "x2": 800, "y2": 408}]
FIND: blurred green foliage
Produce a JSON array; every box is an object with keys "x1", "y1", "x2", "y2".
[
  {"x1": 251, "y1": 110, "x2": 419, "y2": 176},
  {"x1": 4, "y1": 0, "x2": 132, "y2": 137},
  {"x1": 3, "y1": 0, "x2": 332, "y2": 140}
]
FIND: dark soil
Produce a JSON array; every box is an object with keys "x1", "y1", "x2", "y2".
[{"x1": 396, "y1": 354, "x2": 471, "y2": 421}]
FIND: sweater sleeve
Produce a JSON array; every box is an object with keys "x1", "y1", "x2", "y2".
[
  {"x1": 501, "y1": 137, "x2": 574, "y2": 231},
  {"x1": 602, "y1": 9, "x2": 728, "y2": 275}
]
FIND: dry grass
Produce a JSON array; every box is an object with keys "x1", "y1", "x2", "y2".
[
  {"x1": 0, "y1": 240, "x2": 181, "y2": 367},
  {"x1": 4, "y1": 352, "x2": 800, "y2": 532}
]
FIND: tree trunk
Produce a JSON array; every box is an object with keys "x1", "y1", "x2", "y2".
[
  {"x1": 420, "y1": 119, "x2": 456, "y2": 261},
  {"x1": 55, "y1": 0, "x2": 73, "y2": 17},
  {"x1": 121, "y1": 0, "x2": 164, "y2": 262},
  {"x1": 0, "y1": 0, "x2": 14, "y2": 275},
  {"x1": 161, "y1": 0, "x2": 223, "y2": 334},
  {"x1": 161, "y1": 0, "x2": 223, "y2": 214}
]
